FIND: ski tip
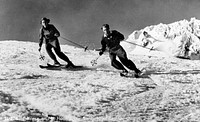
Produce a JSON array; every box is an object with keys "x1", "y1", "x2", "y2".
[
  {"x1": 39, "y1": 65, "x2": 50, "y2": 69},
  {"x1": 39, "y1": 65, "x2": 44, "y2": 68},
  {"x1": 120, "y1": 72, "x2": 136, "y2": 78}
]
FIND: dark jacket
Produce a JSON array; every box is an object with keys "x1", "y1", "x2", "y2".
[
  {"x1": 39, "y1": 24, "x2": 60, "y2": 47},
  {"x1": 100, "y1": 30, "x2": 124, "y2": 52}
]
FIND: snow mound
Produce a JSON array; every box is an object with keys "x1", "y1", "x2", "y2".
[{"x1": 122, "y1": 17, "x2": 200, "y2": 59}]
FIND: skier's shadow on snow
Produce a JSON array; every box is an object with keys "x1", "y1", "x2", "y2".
[
  {"x1": 145, "y1": 69, "x2": 200, "y2": 75},
  {"x1": 134, "y1": 84, "x2": 156, "y2": 94},
  {"x1": 93, "y1": 69, "x2": 152, "y2": 79},
  {"x1": 62, "y1": 66, "x2": 95, "y2": 71}
]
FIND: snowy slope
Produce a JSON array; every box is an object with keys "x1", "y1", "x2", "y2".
[{"x1": 1, "y1": 41, "x2": 200, "y2": 121}]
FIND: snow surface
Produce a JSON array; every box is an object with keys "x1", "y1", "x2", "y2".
[{"x1": 1, "y1": 40, "x2": 200, "y2": 121}]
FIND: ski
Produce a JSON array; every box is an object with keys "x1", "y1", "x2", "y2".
[
  {"x1": 120, "y1": 69, "x2": 147, "y2": 78},
  {"x1": 39, "y1": 63, "x2": 83, "y2": 69},
  {"x1": 120, "y1": 72, "x2": 137, "y2": 78},
  {"x1": 39, "y1": 64, "x2": 61, "y2": 69}
]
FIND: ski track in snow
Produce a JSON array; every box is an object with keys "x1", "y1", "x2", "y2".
[{"x1": 1, "y1": 41, "x2": 200, "y2": 121}]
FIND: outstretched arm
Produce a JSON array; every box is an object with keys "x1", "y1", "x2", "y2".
[{"x1": 38, "y1": 28, "x2": 44, "y2": 51}]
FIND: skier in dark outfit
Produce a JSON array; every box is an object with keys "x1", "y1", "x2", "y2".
[
  {"x1": 38, "y1": 17, "x2": 75, "y2": 67},
  {"x1": 99, "y1": 24, "x2": 142, "y2": 77}
]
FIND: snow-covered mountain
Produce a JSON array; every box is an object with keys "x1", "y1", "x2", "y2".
[{"x1": 122, "y1": 17, "x2": 200, "y2": 59}]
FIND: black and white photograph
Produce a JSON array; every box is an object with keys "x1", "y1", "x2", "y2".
[{"x1": 1, "y1": 0, "x2": 200, "y2": 121}]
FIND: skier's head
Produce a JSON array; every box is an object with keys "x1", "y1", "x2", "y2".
[
  {"x1": 101, "y1": 24, "x2": 110, "y2": 30},
  {"x1": 41, "y1": 17, "x2": 50, "y2": 28},
  {"x1": 143, "y1": 31, "x2": 148, "y2": 35},
  {"x1": 101, "y1": 24, "x2": 110, "y2": 34},
  {"x1": 143, "y1": 31, "x2": 150, "y2": 37}
]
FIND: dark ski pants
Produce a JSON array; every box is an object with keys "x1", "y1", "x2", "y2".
[
  {"x1": 45, "y1": 42, "x2": 72, "y2": 65},
  {"x1": 109, "y1": 47, "x2": 141, "y2": 73}
]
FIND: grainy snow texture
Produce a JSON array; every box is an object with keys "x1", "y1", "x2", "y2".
[
  {"x1": 1, "y1": 18, "x2": 200, "y2": 122},
  {"x1": 1, "y1": 40, "x2": 200, "y2": 122}
]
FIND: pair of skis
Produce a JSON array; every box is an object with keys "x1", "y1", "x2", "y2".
[
  {"x1": 38, "y1": 53, "x2": 82, "y2": 69},
  {"x1": 39, "y1": 51, "x2": 145, "y2": 78},
  {"x1": 39, "y1": 63, "x2": 83, "y2": 69}
]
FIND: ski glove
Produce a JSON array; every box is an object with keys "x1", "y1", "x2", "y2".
[
  {"x1": 54, "y1": 33, "x2": 59, "y2": 37},
  {"x1": 99, "y1": 51, "x2": 104, "y2": 56}
]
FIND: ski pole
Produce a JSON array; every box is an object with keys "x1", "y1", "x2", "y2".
[
  {"x1": 60, "y1": 36, "x2": 88, "y2": 52},
  {"x1": 91, "y1": 55, "x2": 101, "y2": 66},
  {"x1": 124, "y1": 41, "x2": 155, "y2": 51}
]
